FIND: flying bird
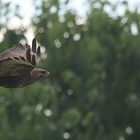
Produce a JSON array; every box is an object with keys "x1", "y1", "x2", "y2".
[{"x1": 0, "y1": 38, "x2": 49, "y2": 88}]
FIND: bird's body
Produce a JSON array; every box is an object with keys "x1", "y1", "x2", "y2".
[
  {"x1": 0, "y1": 59, "x2": 34, "y2": 87},
  {"x1": 0, "y1": 38, "x2": 49, "y2": 88}
]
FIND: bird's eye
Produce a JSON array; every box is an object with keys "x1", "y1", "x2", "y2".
[{"x1": 41, "y1": 71, "x2": 46, "y2": 74}]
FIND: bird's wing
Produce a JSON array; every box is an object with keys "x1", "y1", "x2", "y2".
[
  {"x1": 0, "y1": 38, "x2": 41, "y2": 66},
  {"x1": 0, "y1": 59, "x2": 35, "y2": 77}
]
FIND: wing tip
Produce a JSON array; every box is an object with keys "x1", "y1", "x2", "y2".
[{"x1": 32, "y1": 38, "x2": 37, "y2": 53}]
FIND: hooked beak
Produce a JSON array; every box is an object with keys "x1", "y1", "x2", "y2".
[
  {"x1": 43, "y1": 70, "x2": 50, "y2": 77},
  {"x1": 46, "y1": 71, "x2": 50, "y2": 76}
]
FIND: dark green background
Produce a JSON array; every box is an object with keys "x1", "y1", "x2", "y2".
[{"x1": 0, "y1": 0, "x2": 140, "y2": 139}]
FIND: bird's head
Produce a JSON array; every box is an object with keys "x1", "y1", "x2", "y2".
[{"x1": 30, "y1": 68, "x2": 50, "y2": 80}]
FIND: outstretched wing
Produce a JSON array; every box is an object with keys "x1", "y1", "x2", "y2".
[{"x1": 0, "y1": 38, "x2": 41, "y2": 66}]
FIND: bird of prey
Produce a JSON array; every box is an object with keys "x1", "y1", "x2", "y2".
[{"x1": 0, "y1": 38, "x2": 49, "y2": 88}]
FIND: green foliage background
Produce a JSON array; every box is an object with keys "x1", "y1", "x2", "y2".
[{"x1": 0, "y1": 0, "x2": 140, "y2": 140}]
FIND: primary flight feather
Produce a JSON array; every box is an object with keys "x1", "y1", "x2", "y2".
[{"x1": 0, "y1": 38, "x2": 49, "y2": 88}]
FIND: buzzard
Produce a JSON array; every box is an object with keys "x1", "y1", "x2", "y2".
[{"x1": 0, "y1": 38, "x2": 49, "y2": 88}]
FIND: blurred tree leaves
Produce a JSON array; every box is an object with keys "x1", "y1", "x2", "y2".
[
  {"x1": 61, "y1": 108, "x2": 81, "y2": 129},
  {"x1": 1, "y1": 0, "x2": 140, "y2": 140}
]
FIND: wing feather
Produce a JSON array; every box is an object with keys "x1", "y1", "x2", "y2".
[
  {"x1": 32, "y1": 38, "x2": 36, "y2": 53},
  {"x1": 0, "y1": 38, "x2": 41, "y2": 66}
]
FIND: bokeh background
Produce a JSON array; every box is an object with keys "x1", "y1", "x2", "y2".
[{"x1": 0, "y1": 0, "x2": 140, "y2": 140}]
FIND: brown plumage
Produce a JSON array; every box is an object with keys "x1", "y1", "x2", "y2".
[{"x1": 0, "y1": 38, "x2": 49, "y2": 88}]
